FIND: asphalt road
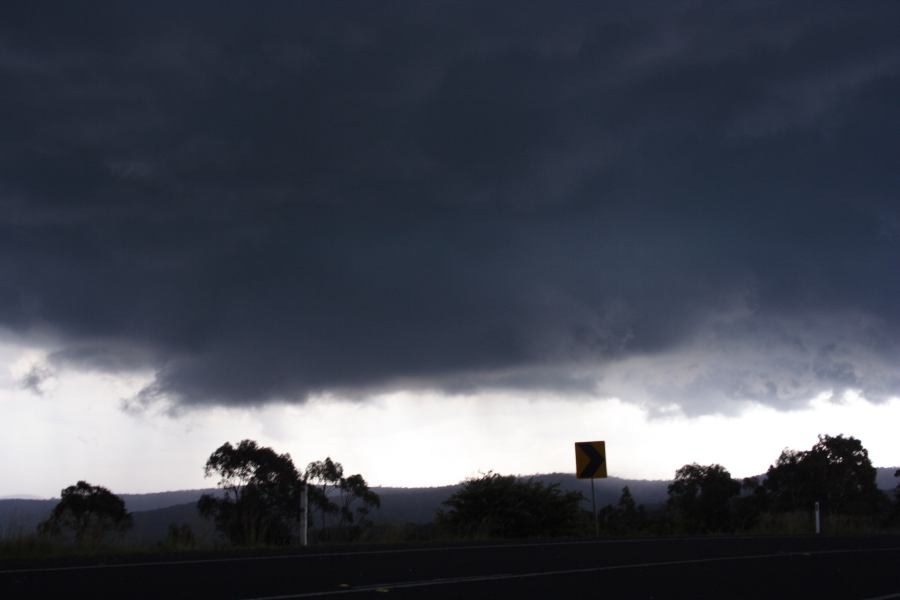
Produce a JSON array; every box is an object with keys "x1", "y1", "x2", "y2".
[{"x1": 3, "y1": 536, "x2": 900, "y2": 599}]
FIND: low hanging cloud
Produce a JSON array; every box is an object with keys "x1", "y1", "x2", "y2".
[{"x1": 2, "y1": 1, "x2": 899, "y2": 413}]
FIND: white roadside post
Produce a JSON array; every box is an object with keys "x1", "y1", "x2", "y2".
[
  {"x1": 301, "y1": 484, "x2": 309, "y2": 547},
  {"x1": 814, "y1": 501, "x2": 821, "y2": 535}
]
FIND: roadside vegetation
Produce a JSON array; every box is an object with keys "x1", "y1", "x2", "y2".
[
  {"x1": 2, "y1": 433, "x2": 898, "y2": 559},
  {"x1": 38, "y1": 481, "x2": 133, "y2": 545},
  {"x1": 590, "y1": 434, "x2": 898, "y2": 537},
  {"x1": 432, "y1": 434, "x2": 899, "y2": 540},
  {"x1": 197, "y1": 440, "x2": 381, "y2": 547},
  {"x1": 436, "y1": 472, "x2": 585, "y2": 538}
]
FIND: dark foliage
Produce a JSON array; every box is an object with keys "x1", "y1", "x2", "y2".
[
  {"x1": 887, "y1": 468, "x2": 900, "y2": 525},
  {"x1": 304, "y1": 457, "x2": 343, "y2": 530},
  {"x1": 732, "y1": 476, "x2": 769, "y2": 530},
  {"x1": 304, "y1": 457, "x2": 380, "y2": 541},
  {"x1": 667, "y1": 464, "x2": 740, "y2": 533},
  {"x1": 38, "y1": 481, "x2": 132, "y2": 545},
  {"x1": 895, "y1": 469, "x2": 899, "y2": 503},
  {"x1": 764, "y1": 434, "x2": 888, "y2": 515},
  {"x1": 436, "y1": 472, "x2": 585, "y2": 538},
  {"x1": 198, "y1": 440, "x2": 303, "y2": 546},
  {"x1": 339, "y1": 474, "x2": 381, "y2": 527},
  {"x1": 164, "y1": 522, "x2": 196, "y2": 550},
  {"x1": 598, "y1": 486, "x2": 648, "y2": 535}
]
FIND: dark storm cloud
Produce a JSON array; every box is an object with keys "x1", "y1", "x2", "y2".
[{"x1": 2, "y1": 1, "x2": 899, "y2": 411}]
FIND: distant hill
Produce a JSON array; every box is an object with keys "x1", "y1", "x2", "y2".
[
  {"x1": 0, "y1": 490, "x2": 224, "y2": 542},
  {"x1": 0, "y1": 476, "x2": 664, "y2": 540},
  {"x1": 0, "y1": 499, "x2": 56, "y2": 538},
  {"x1": 367, "y1": 474, "x2": 671, "y2": 526},
  {"x1": 369, "y1": 484, "x2": 461, "y2": 524},
  {"x1": 530, "y1": 473, "x2": 670, "y2": 507},
  {"x1": 2, "y1": 468, "x2": 896, "y2": 542},
  {"x1": 128, "y1": 502, "x2": 218, "y2": 545},
  {"x1": 118, "y1": 488, "x2": 222, "y2": 513}
]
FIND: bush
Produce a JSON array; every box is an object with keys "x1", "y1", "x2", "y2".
[{"x1": 436, "y1": 472, "x2": 585, "y2": 538}]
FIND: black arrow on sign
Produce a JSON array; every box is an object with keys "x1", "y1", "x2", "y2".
[{"x1": 577, "y1": 443, "x2": 605, "y2": 478}]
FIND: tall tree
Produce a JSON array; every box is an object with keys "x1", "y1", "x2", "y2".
[
  {"x1": 38, "y1": 481, "x2": 132, "y2": 545},
  {"x1": 765, "y1": 434, "x2": 885, "y2": 515},
  {"x1": 304, "y1": 458, "x2": 380, "y2": 534},
  {"x1": 889, "y1": 469, "x2": 900, "y2": 524},
  {"x1": 667, "y1": 464, "x2": 740, "y2": 532},
  {"x1": 894, "y1": 469, "x2": 900, "y2": 520},
  {"x1": 304, "y1": 457, "x2": 343, "y2": 529},
  {"x1": 198, "y1": 440, "x2": 304, "y2": 546},
  {"x1": 338, "y1": 474, "x2": 381, "y2": 528}
]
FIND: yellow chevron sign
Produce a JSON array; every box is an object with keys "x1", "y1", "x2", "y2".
[{"x1": 575, "y1": 441, "x2": 607, "y2": 479}]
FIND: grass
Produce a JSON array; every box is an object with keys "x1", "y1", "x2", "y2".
[
  {"x1": 3, "y1": 512, "x2": 899, "y2": 563},
  {"x1": 740, "y1": 510, "x2": 900, "y2": 536}
]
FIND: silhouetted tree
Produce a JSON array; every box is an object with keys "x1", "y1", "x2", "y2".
[
  {"x1": 38, "y1": 481, "x2": 132, "y2": 545},
  {"x1": 895, "y1": 469, "x2": 899, "y2": 502},
  {"x1": 436, "y1": 472, "x2": 584, "y2": 538},
  {"x1": 304, "y1": 458, "x2": 380, "y2": 538},
  {"x1": 891, "y1": 469, "x2": 900, "y2": 523},
  {"x1": 304, "y1": 457, "x2": 342, "y2": 529},
  {"x1": 667, "y1": 464, "x2": 740, "y2": 532},
  {"x1": 598, "y1": 486, "x2": 646, "y2": 535},
  {"x1": 733, "y1": 476, "x2": 768, "y2": 530},
  {"x1": 198, "y1": 440, "x2": 303, "y2": 546},
  {"x1": 338, "y1": 473, "x2": 381, "y2": 528},
  {"x1": 764, "y1": 434, "x2": 886, "y2": 515}
]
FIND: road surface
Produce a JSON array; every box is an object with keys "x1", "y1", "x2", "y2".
[{"x1": 3, "y1": 535, "x2": 899, "y2": 598}]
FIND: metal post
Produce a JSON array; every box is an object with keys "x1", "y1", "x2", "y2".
[
  {"x1": 300, "y1": 485, "x2": 309, "y2": 547},
  {"x1": 814, "y1": 501, "x2": 820, "y2": 535},
  {"x1": 591, "y1": 477, "x2": 598, "y2": 537}
]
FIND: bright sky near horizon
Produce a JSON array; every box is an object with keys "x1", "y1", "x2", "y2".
[
  {"x1": 2, "y1": 3, "x2": 900, "y2": 499},
  {"x1": 3, "y1": 334, "x2": 898, "y2": 498}
]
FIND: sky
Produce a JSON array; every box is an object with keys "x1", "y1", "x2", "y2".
[{"x1": 2, "y1": 2, "x2": 899, "y2": 498}]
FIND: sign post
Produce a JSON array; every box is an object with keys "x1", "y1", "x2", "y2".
[{"x1": 575, "y1": 441, "x2": 608, "y2": 537}]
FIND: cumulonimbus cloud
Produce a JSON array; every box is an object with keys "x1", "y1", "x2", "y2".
[{"x1": 1, "y1": 1, "x2": 899, "y2": 412}]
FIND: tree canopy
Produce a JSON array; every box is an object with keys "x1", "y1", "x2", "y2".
[
  {"x1": 198, "y1": 439, "x2": 304, "y2": 546},
  {"x1": 764, "y1": 434, "x2": 885, "y2": 514},
  {"x1": 667, "y1": 463, "x2": 740, "y2": 533},
  {"x1": 304, "y1": 457, "x2": 380, "y2": 539},
  {"x1": 38, "y1": 481, "x2": 132, "y2": 545},
  {"x1": 338, "y1": 473, "x2": 381, "y2": 527},
  {"x1": 304, "y1": 457, "x2": 343, "y2": 529},
  {"x1": 894, "y1": 470, "x2": 900, "y2": 519}
]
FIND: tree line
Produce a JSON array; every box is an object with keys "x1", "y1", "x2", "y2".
[
  {"x1": 596, "y1": 434, "x2": 897, "y2": 536},
  {"x1": 36, "y1": 439, "x2": 380, "y2": 548},
  {"x1": 34, "y1": 433, "x2": 900, "y2": 547},
  {"x1": 197, "y1": 440, "x2": 380, "y2": 546},
  {"x1": 430, "y1": 434, "x2": 900, "y2": 538}
]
